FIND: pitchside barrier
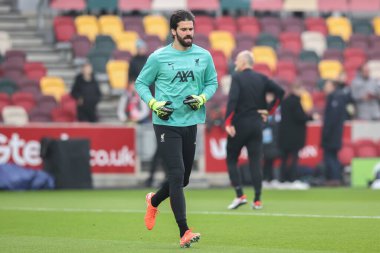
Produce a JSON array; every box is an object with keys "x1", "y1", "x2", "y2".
[{"x1": 0, "y1": 121, "x2": 379, "y2": 188}]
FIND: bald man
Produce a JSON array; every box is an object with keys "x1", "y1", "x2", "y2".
[{"x1": 225, "y1": 50, "x2": 284, "y2": 210}]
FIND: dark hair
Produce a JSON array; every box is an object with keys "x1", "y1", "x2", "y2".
[{"x1": 170, "y1": 10, "x2": 195, "y2": 30}]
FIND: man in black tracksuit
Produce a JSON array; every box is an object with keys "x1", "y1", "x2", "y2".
[{"x1": 225, "y1": 50, "x2": 284, "y2": 210}]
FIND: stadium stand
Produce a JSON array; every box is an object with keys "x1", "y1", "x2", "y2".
[{"x1": 1, "y1": 105, "x2": 29, "y2": 125}]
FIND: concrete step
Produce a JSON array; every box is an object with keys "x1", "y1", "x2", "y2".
[
  {"x1": 11, "y1": 37, "x2": 44, "y2": 46},
  {"x1": 12, "y1": 46, "x2": 55, "y2": 53},
  {"x1": 0, "y1": 5, "x2": 11, "y2": 13},
  {"x1": 0, "y1": 21, "x2": 28, "y2": 29},
  {"x1": 47, "y1": 68, "x2": 76, "y2": 83},
  {"x1": 26, "y1": 52, "x2": 62, "y2": 62}
]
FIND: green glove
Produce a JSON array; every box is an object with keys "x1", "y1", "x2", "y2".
[
  {"x1": 183, "y1": 94, "x2": 206, "y2": 111},
  {"x1": 148, "y1": 99, "x2": 174, "y2": 120}
]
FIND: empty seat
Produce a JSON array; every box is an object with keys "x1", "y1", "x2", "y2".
[
  {"x1": 367, "y1": 60, "x2": 380, "y2": 79},
  {"x1": 253, "y1": 63, "x2": 273, "y2": 77},
  {"x1": 151, "y1": 0, "x2": 187, "y2": 11},
  {"x1": 352, "y1": 19, "x2": 373, "y2": 35},
  {"x1": 99, "y1": 15, "x2": 123, "y2": 39},
  {"x1": 193, "y1": 33, "x2": 210, "y2": 49},
  {"x1": 210, "y1": 49, "x2": 228, "y2": 79},
  {"x1": 24, "y1": 62, "x2": 47, "y2": 81},
  {"x1": 220, "y1": 0, "x2": 251, "y2": 11},
  {"x1": 75, "y1": 15, "x2": 99, "y2": 41},
  {"x1": 275, "y1": 60, "x2": 297, "y2": 83},
  {"x1": 317, "y1": 0, "x2": 348, "y2": 12},
  {"x1": 50, "y1": 0, "x2": 85, "y2": 11},
  {"x1": 112, "y1": 50, "x2": 133, "y2": 62},
  {"x1": 51, "y1": 107, "x2": 76, "y2": 122},
  {"x1": 107, "y1": 60, "x2": 129, "y2": 90},
  {"x1": 123, "y1": 16, "x2": 145, "y2": 36},
  {"x1": 299, "y1": 50, "x2": 320, "y2": 63},
  {"x1": 87, "y1": 0, "x2": 117, "y2": 13},
  {"x1": 349, "y1": 0, "x2": 380, "y2": 12},
  {"x1": 235, "y1": 33, "x2": 256, "y2": 50},
  {"x1": 29, "y1": 107, "x2": 52, "y2": 122},
  {"x1": 53, "y1": 16, "x2": 76, "y2": 42},
  {"x1": 348, "y1": 33, "x2": 370, "y2": 50},
  {"x1": 11, "y1": 91, "x2": 36, "y2": 112},
  {"x1": 0, "y1": 93, "x2": 11, "y2": 113},
  {"x1": 373, "y1": 17, "x2": 380, "y2": 36},
  {"x1": 284, "y1": 0, "x2": 317, "y2": 12},
  {"x1": 305, "y1": 17, "x2": 328, "y2": 35},
  {"x1": 87, "y1": 48, "x2": 111, "y2": 73},
  {"x1": 37, "y1": 95, "x2": 58, "y2": 113},
  {"x1": 326, "y1": 16, "x2": 352, "y2": 41},
  {"x1": 209, "y1": 31, "x2": 236, "y2": 58},
  {"x1": 1, "y1": 105, "x2": 28, "y2": 125},
  {"x1": 119, "y1": 0, "x2": 151, "y2": 12},
  {"x1": 237, "y1": 16, "x2": 261, "y2": 37},
  {"x1": 343, "y1": 48, "x2": 366, "y2": 69},
  {"x1": 326, "y1": 35, "x2": 346, "y2": 50},
  {"x1": 0, "y1": 31, "x2": 12, "y2": 55},
  {"x1": 279, "y1": 32, "x2": 302, "y2": 54},
  {"x1": 251, "y1": 0, "x2": 283, "y2": 11},
  {"x1": 188, "y1": 0, "x2": 219, "y2": 12},
  {"x1": 369, "y1": 34, "x2": 380, "y2": 49},
  {"x1": 353, "y1": 139, "x2": 378, "y2": 158},
  {"x1": 94, "y1": 35, "x2": 116, "y2": 55},
  {"x1": 4, "y1": 50, "x2": 26, "y2": 65},
  {"x1": 260, "y1": 17, "x2": 282, "y2": 36},
  {"x1": 318, "y1": 60, "x2": 343, "y2": 79},
  {"x1": 301, "y1": 31, "x2": 326, "y2": 56},
  {"x1": 322, "y1": 48, "x2": 343, "y2": 61},
  {"x1": 282, "y1": 16, "x2": 304, "y2": 33},
  {"x1": 40, "y1": 76, "x2": 66, "y2": 101},
  {"x1": 114, "y1": 31, "x2": 139, "y2": 54},
  {"x1": 0, "y1": 79, "x2": 18, "y2": 95},
  {"x1": 143, "y1": 15, "x2": 169, "y2": 41},
  {"x1": 252, "y1": 46, "x2": 277, "y2": 71},
  {"x1": 215, "y1": 16, "x2": 237, "y2": 34},
  {"x1": 142, "y1": 34, "x2": 163, "y2": 54},
  {"x1": 256, "y1": 33, "x2": 278, "y2": 49},
  {"x1": 71, "y1": 35, "x2": 92, "y2": 64},
  {"x1": 2, "y1": 62, "x2": 25, "y2": 83},
  {"x1": 277, "y1": 48, "x2": 297, "y2": 63}
]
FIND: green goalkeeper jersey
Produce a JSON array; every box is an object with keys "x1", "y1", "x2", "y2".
[{"x1": 135, "y1": 44, "x2": 218, "y2": 126}]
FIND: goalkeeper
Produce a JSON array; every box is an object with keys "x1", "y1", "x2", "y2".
[{"x1": 135, "y1": 10, "x2": 218, "y2": 248}]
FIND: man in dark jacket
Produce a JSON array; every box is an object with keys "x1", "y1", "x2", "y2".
[
  {"x1": 225, "y1": 50, "x2": 284, "y2": 210},
  {"x1": 278, "y1": 83, "x2": 314, "y2": 186},
  {"x1": 322, "y1": 80, "x2": 348, "y2": 186}
]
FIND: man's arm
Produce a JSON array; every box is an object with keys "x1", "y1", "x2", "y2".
[
  {"x1": 200, "y1": 53, "x2": 218, "y2": 100},
  {"x1": 265, "y1": 77, "x2": 285, "y2": 115},
  {"x1": 225, "y1": 74, "x2": 240, "y2": 127}
]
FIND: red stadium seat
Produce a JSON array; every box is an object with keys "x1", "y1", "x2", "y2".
[
  {"x1": 311, "y1": 91, "x2": 325, "y2": 112},
  {"x1": 53, "y1": 16, "x2": 76, "y2": 42},
  {"x1": 251, "y1": 0, "x2": 283, "y2": 11},
  {"x1": 318, "y1": 0, "x2": 348, "y2": 12},
  {"x1": 195, "y1": 16, "x2": 215, "y2": 36},
  {"x1": 70, "y1": 35, "x2": 92, "y2": 61},
  {"x1": 188, "y1": 0, "x2": 219, "y2": 12},
  {"x1": 305, "y1": 17, "x2": 328, "y2": 36},
  {"x1": 253, "y1": 63, "x2": 273, "y2": 77},
  {"x1": 237, "y1": 16, "x2": 261, "y2": 37},
  {"x1": 24, "y1": 62, "x2": 47, "y2": 82},
  {"x1": 210, "y1": 49, "x2": 228, "y2": 79},
  {"x1": 275, "y1": 60, "x2": 297, "y2": 83},
  {"x1": 279, "y1": 32, "x2": 302, "y2": 54},
  {"x1": 215, "y1": 16, "x2": 237, "y2": 34},
  {"x1": 322, "y1": 48, "x2": 343, "y2": 61},
  {"x1": 119, "y1": 0, "x2": 151, "y2": 12},
  {"x1": 11, "y1": 92, "x2": 36, "y2": 112},
  {"x1": 282, "y1": 17, "x2": 305, "y2": 33},
  {"x1": 354, "y1": 139, "x2": 378, "y2": 158},
  {"x1": 348, "y1": 0, "x2": 380, "y2": 12},
  {"x1": 343, "y1": 48, "x2": 366, "y2": 67},
  {"x1": 348, "y1": 34, "x2": 370, "y2": 51},
  {"x1": 50, "y1": 0, "x2": 85, "y2": 11}
]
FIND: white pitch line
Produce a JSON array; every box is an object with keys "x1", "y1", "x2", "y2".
[{"x1": 1, "y1": 207, "x2": 380, "y2": 220}]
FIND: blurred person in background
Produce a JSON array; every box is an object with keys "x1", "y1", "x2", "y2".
[
  {"x1": 321, "y1": 80, "x2": 349, "y2": 186},
  {"x1": 70, "y1": 62, "x2": 101, "y2": 122},
  {"x1": 350, "y1": 63, "x2": 380, "y2": 120},
  {"x1": 135, "y1": 10, "x2": 218, "y2": 248},
  {"x1": 278, "y1": 83, "x2": 318, "y2": 190},
  {"x1": 225, "y1": 50, "x2": 284, "y2": 210}
]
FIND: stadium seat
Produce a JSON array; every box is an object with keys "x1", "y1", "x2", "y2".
[
  {"x1": 0, "y1": 93, "x2": 11, "y2": 113},
  {"x1": 114, "y1": 31, "x2": 139, "y2": 55},
  {"x1": 215, "y1": 16, "x2": 237, "y2": 34},
  {"x1": 53, "y1": 16, "x2": 76, "y2": 43},
  {"x1": 317, "y1": 0, "x2": 348, "y2": 12},
  {"x1": 112, "y1": 50, "x2": 133, "y2": 62},
  {"x1": 143, "y1": 15, "x2": 169, "y2": 41},
  {"x1": 251, "y1": 0, "x2": 283, "y2": 11},
  {"x1": 50, "y1": 0, "x2": 85, "y2": 11},
  {"x1": 318, "y1": 60, "x2": 343, "y2": 79},
  {"x1": 282, "y1": 17, "x2": 304, "y2": 33},
  {"x1": 51, "y1": 108, "x2": 76, "y2": 122},
  {"x1": 326, "y1": 35, "x2": 346, "y2": 50},
  {"x1": 305, "y1": 17, "x2": 328, "y2": 36},
  {"x1": 59, "y1": 94, "x2": 77, "y2": 119},
  {"x1": 301, "y1": 31, "x2": 326, "y2": 56},
  {"x1": 29, "y1": 107, "x2": 52, "y2": 122},
  {"x1": 119, "y1": 0, "x2": 151, "y2": 12},
  {"x1": 348, "y1": 0, "x2": 380, "y2": 12},
  {"x1": 37, "y1": 95, "x2": 58, "y2": 113},
  {"x1": 253, "y1": 63, "x2": 273, "y2": 77},
  {"x1": 311, "y1": 91, "x2": 325, "y2": 113},
  {"x1": 277, "y1": 48, "x2": 297, "y2": 63},
  {"x1": 75, "y1": 15, "x2": 99, "y2": 41},
  {"x1": 348, "y1": 33, "x2": 370, "y2": 50},
  {"x1": 122, "y1": 16, "x2": 145, "y2": 36},
  {"x1": 353, "y1": 139, "x2": 378, "y2": 158},
  {"x1": 322, "y1": 48, "x2": 343, "y2": 61},
  {"x1": 2, "y1": 62, "x2": 24, "y2": 83},
  {"x1": 142, "y1": 34, "x2": 163, "y2": 54},
  {"x1": 367, "y1": 60, "x2": 380, "y2": 79},
  {"x1": 209, "y1": 49, "x2": 228, "y2": 79},
  {"x1": 260, "y1": 17, "x2": 281, "y2": 36},
  {"x1": 24, "y1": 62, "x2": 47, "y2": 81},
  {"x1": 209, "y1": 31, "x2": 236, "y2": 59},
  {"x1": 4, "y1": 50, "x2": 26, "y2": 65},
  {"x1": 99, "y1": 15, "x2": 123, "y2": 39},
  {"x1": 151, "y1": 0, "x2": 187, "y2": 11},
  {"x1": 1, "y1": 105, "x2": 28, "y2": 125},
  {"x1": 352, "y1": 19, "x2": 373, "y2": 35},
  {"x1": 237, "y1": 16, "x2": 261, "y2": 37},
  {"x1": 70, "y1": 35, "x2": 92, "y2": 64},
  {"x1": 18, "y1": 78, "x2": 40, "y2": 91},
  {"x1": 369, "y1": 34, "x2": 380, "y2": 49},
  {"x1": 87, "y1": 0, "x2": 117, "y2": 13},
  {"x1": 193, "y1": 34, "x2": 211, "y2": 49},
  {"x1": 0, "y1": 31, "x2": 12, "y2": 55},
  {"x1": 373, "y1": 17, "x2": 380, "y2": 36},
  {"x1": 188, "y1": 0, "x2": 219, "y2": 12},
  {"x1": 283, "y1": 0, "x2": 317, "y2": 12},
  {"x1": 338, "y1": 143, "x2": 355, "y2": 166},
  {"x1": 256, "y1": 33, "x2": 278, "y2": 49},
  {"x1": 11, "y1": 92, "x2": 36, "y2": 112},
  {"x1": 299, "y1": 71, "x2": 319, "y2": 92},
  {"x1": 94, "y1": 35, "x2": 116, "y2": 54},
  {"x1": 275, "y1": 60, "x2": 297, "y2": 83},
  {"x1": 299, "y1": 50, "x2": 320, "y2": 63},
  {"x1": 195, "y1": 16, "x2": 215, "y2": 36},
  {"x1": 343, "y1": 48, "x2": 366, "y2": 69},
  {"x1": 252, "y1": 46, "x2": 277, "y2": 71},
  {"x1": 107, "y1": 60, "x2": 129, "y2": 90},
  {"x1": 220, "y1": 0, "x2": 251, "y2": 12},
  {"x1": 279, "y1": 32, "x2": 302, "y2": 54},
  {"x1": 235, "y1": 33, "x2": 256, "y2": 50},
  {"x1": 87, "y1": 48, "x2": 111, "y2": 73},
  {"x1": 40, "y1": 76, "x2": 66, "y2": 101},
  {"x1": 326, "y1": 16, "x2": 352, "y2": 41}
]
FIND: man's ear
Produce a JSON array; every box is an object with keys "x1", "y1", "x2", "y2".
[{"x1": 171, "y1": 28, "x2": 176, "y2": 38}]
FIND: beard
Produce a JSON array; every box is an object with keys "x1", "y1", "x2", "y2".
[{"x1": 177, "y1": 34, "x2": 193, "y2": 47}]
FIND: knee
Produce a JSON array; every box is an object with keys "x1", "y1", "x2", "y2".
[{"x1": 168, "y1": 171, "x2": 184, "y2": 187}]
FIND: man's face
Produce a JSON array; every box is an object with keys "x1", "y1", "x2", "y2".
[
  {"x1": 172, "y1": 20, "x2": 194, "y2": 47},
  {"x1": 234, "y1": 53, "x2": 245, "y2": 72}
]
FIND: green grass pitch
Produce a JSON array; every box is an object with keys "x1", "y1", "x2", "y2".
[{"x1": 0, "y1": 188, "x2": 379, "y2": 253}]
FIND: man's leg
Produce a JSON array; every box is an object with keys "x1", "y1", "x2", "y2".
[
  {"x1": 226, "y1": 135, "x2": 245, "y2": 198},
  {"x1": 246, "y1": 130, "x2": 263, "y2": 203},
  {"x1": 182, "y1": 125, "x2": 197, "y2": 188}
]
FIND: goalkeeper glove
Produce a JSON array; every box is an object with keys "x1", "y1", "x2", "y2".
[
  {"x1": 183, "y1": 94, "x2": 206, "y2": 111},
  {"x1": 148, "y1": 99, "x2": 174, "y2": 121}
]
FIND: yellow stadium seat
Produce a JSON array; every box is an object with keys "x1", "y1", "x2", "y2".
[
  {"x1": 326, "y1": 16, "x2": 352, "y2": 41},
  {"x1": 143, "y1": 15, "x2": 169, "y2": 41},
  {"x1": 252, "y1": 46, "x2": 277, "y2": 71},
  {"x1": 114, "y1": 31, "x2": 139, "y2": 54},
  {"x1": 40, "y1": 77, "x2": 66, "y2": 101},
  {"x1": 75, "y1": 15, "x2": 99, "y2": 41},
  {"x1": 107, "y1": 60, "x2": 129, "y2": 89},
  {"x1": 209, "y1": 31, "x2": 236, "y2": 59},
  {"x1": 318, "y1": 60, "x2": 343, "y2": 79},
  {"x1": 99, "y1": 15, "x2": 123, "y2": 39},
  {"x1": 373, "y1": 17, "x2": 380, "y2": 36}
]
